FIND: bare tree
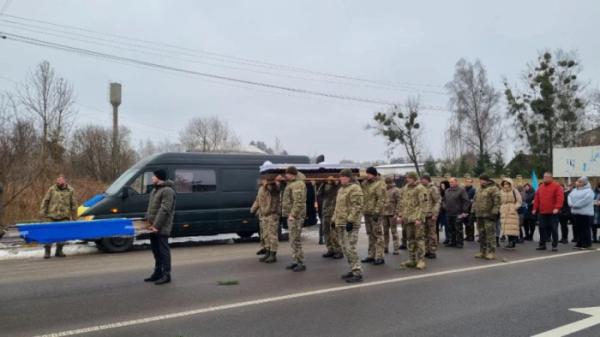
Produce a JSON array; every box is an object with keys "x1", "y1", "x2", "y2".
[
  {"x1": 179, "y1": 116, "x2": 240, "y2": 152},
  {"x1": 369, "y1": 97, "x2": 423, "y2": 175},
  {"x1": 18, "y1": 60, "x2": 76, "y2": 163},
  {"x1": 69, "y1": 125, "x2": 136, "y2": 182},
  {"x1": 445, "y1": 59, "x2": 502, "y2": 164}
]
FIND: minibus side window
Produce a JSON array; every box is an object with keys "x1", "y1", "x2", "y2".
[
  {"x1": 174, "y1": 169, "x2": 216, "y2": 193},
  {"x1": 129, "y1": 171, "x2": 154, "y2": 194}
]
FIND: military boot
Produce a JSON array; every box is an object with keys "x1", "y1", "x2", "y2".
[
  {"x1": 44, "y1": 245, "x2": 51, "y2": 259},
  {"x1": 345, "y1": 274, "x2": 363, "y2": 283},
  {"x1": 332, "y1": 252, "x2": 344, "y2": 259},
  {"x1": 285, "y1": 262, "x2": 298, "y2": 270},
  {"x1": 264, "y1": 251, "x2": 277, "y2": 263},
  {"x1": 415, "y1": 260, "x2": 426, "y2": 270},
  {"x1": 400, "y1": 260, "x2": 416, "y2": 268},
  {"x1": 474, "y1": 251, "x2": 485, "y2": 259},
  {"x1": 259, "y1": 250, "x2": 271, "y2": 262},
  {"x1": 341, "y1": 272, "x2": 354, "y2": 280},
  {"x1": 322, "y1": 251, "x2": 335, "y2": 258},
  {"x1": 485, "y1": 252, "x2": 496, "y2": 260},
  {"x1": 373, "y1": 258, "x2": 385, "y2": 265},
  {"x1": 292, "y1": 263, "x2": 306, "y2": 272},
  {"x1": 144, "y1": 270, "x2": 161, "y2": 282},
  {"x1": 55, "y1": 244, "x2": 66, "y2": 258},
  {"x1": 256, "y1": 248, "x2": 267, "y2": 255},
  {"x1": 154, "y1": 274, "x2": 171, "y2": 285},
  {"x1": 361, "y1": 257, "x2": 375, "y2": 263}
]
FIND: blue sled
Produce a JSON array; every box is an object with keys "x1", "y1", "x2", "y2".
[{"x1": 17, "y1": 218, "x2": 135, "y2": 244}]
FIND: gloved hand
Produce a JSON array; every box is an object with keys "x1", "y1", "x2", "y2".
[{"x1": 346, "y1": 223, "x2": 354, "y2": 232}]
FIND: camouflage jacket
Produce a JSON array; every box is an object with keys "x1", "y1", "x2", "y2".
[
  {"x1": 317, "y1": 183, "x2": 339, "y2": 218},
  {"x1": 383, "y1": 186, "x2": 401, "y2": 216},
  {"x1": 251, "y1": 183, "x2": 281, "y2": 217},
  {"x1": 282, "y1": 173, "x2": 307, "y2": 219},
  {"x1": 423, "y1": 182, "x2": 441, "y2": 217},
  {"x1": 146, "y1": 180, "x2": 177, "y2": 236},
  {"x1": 361, "y1": 177, "x2": 386, "y2": 216},
  {"x1": 333, "y1": 182, "x2": 363, "y2": 226},
  {"x1": 472, "y1": 184, "x2": 501, "y2": 219},
  {"x1": 40, "y1": 184, "x2": 77, "y2": 220},
  {"x1": 398, "y1": 182, "x2": 428, "y2": 223}
]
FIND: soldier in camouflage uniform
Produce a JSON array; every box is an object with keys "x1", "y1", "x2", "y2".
[
  {"x1": 251, "y1": 179, "x2": 281, "y2": 263},
  {"x1": 420, "y1": 175, "x2": 441, "y2": 259},
  {"x1": 382, "y1": 176, "x2": 401, "y2": 255},
  {"x1": 251, "y1": 180, "x2": 268, "y2": 255},
  {"x1": 40, "y1": 174, "x2": 77, "y2": 259},
  {"x1": 398, "y1": 172, "x2": 428, "y2": 270},
  {"x1": 472, "y1": 175, "x2": 501, "y2": 260},
  {"x1": 282, "y1": 166, "x2": 308, "y2": 272},
  {"x1": 334, "y1": 169, "x2": 364, "y2": 283},
  {"x1": 317, "y1": 177, "x2": 343, "y2": 259},
  {"x1": 361, "y1": 167, "x2": 387, "y2": 265}
]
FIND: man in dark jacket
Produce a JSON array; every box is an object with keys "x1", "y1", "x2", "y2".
[
  {"x1": 559, "y1": 184, "x2": 573, "y2": 244},
  {"x1": 463, "y1": 178, "x2": 477, "y2": 241},
  {"x1": 532, "y1": 172, "x2": 564, "y2": 251},
  {"x1": 144, "y1": 169, "x2": 176, "y2": 285},
  {"x1": 443, "y1": 178, "x2": 470, "y2": 248}
]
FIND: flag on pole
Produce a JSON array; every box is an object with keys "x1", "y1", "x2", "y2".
[{"x1": 531, "y1": 170, "x2": 539, "y2": 191}]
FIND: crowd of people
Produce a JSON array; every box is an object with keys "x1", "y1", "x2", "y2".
[{"x1": 250, "y1": 168, "x2": 600, "y2": 284}]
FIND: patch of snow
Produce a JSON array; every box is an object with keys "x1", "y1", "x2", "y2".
[{"x1": 0, "y1": 242, "x2": 98, "y2": 261}]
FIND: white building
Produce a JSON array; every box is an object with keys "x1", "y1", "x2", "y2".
[{"x1": 375, "y1": 163, "x2": 425, "y2": 176}]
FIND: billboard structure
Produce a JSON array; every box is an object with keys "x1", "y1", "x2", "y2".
[{"x1": 553, "y1": 145, "x2": 600, "y2": 177}]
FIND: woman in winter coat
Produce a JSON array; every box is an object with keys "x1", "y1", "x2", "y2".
[
  {"x1": 521, "y1": 183, "x2": 536, "y2": 241},
  {"x1": 500, "y1": 178, "x2": 522, "y2": 250},
  {"x1": 593, "y1": 182, "x2": 600, "y2": 243},
  {"x1": 568, "y1": 176, "x2": 595, "y2": 249}
]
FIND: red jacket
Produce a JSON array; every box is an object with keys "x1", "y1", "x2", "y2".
[{"x1": 533, "y1": 181, "x2": 564, "y2": 215}]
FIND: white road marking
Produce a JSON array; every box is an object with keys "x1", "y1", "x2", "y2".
[
  {"x1": 532, "y1": 306, "x2": 600, "y2": 337},
  {"x1": 33, "y1": 249, "x2": 598, "y2": 337}
]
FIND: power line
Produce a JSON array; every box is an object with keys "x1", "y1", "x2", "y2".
[
  {"x1": 0, "y1": 19, "x2": 448, "y2": 96},
  {"x1": 3, "y1": 31, "x2": 438, "y2": 108},
  {"x1": 1, "y1": 13, "x2": 446, "y2": 91}
]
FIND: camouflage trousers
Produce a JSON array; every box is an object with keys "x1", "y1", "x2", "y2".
[
  {"x1": 382, "y1": 216, "x2": 400, "y2": 253},
  {"x1": 477, "y1": 217, "x2": 496, "y2": 254},
  {"x1": 259, "y1": 216, "x2": 267, "y2": 249},
  {"x1": 364, "y1": 214, "x2": 385, "y2": 259},
  {"x1": 424, "y1": 216, "x2": 438, "y2": 254},
  {"x1": 262, "y1": 214, "x2": 279, "y2": 252},
  {"x1": 323, "y1": 215, "x2": 342, "y2": 254},
  {"x1": 336, "y1": 225, "x2": 362, "y2": 275},
  {"x1": 405, "y1": 221, "x2": 425, "y2": 262},
  {"x1": 288, "y1": 217, "x2": 305, "y2": 264}
]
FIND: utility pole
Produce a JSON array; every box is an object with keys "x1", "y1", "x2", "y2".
[{"x1": 110, "y1": 83, "x2": 122, "y2": 178}]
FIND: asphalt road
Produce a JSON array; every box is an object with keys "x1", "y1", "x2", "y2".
[{"x1": 3, "y1": 229, "x2": 600, "y2": 337}]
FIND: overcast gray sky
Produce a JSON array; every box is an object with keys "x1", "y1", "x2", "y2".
[{"x1": 1, "y1": 0, "x2": 599, "y2": 162}]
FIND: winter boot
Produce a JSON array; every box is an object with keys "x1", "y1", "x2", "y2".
[
  {"x1": 55, "y1": 244, "x2": 66, "y2": 258},
  {"x1": 285, "y1": 262, "x2": 298, "y2": 270},
  {"x1": 373, "y1": 258, "x2": 385, "y2": 265},
  {"x1": 264, "y1": 251, "x2": 277, "y2": 263},
  {"x1": 332, "y1": 252, "x2": 344, "y2": 259},
  {"x1": 256, "y1": 248, "x2": 267, "y2": 255},
  {"x1": 484, "y1": 252, "x2": 496, "y2": 260},
  {"x1": 474, "y1": 251, "x2": 485, "y2": 259},
  {"x1": 361, "y1": 257, "x2": 375, "y2": 263},
  {"x1": 415, "y1": 260, "x2": 426, "y2": 270},
  {"x1": 496, "y1": 237, "x2": 500, "y2": 248}
]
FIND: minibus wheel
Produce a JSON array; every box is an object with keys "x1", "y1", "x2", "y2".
[{"x1": 97, "y1": 237, "x2": 134, "y2": 253}]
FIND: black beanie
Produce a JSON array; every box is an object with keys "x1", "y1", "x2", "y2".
[
  {"x1": 366, "y1": 166, "x2": 378, "y2": 176},
  {"x1": 153, "y1": 169, "x2": 167, "y2": 181}
]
